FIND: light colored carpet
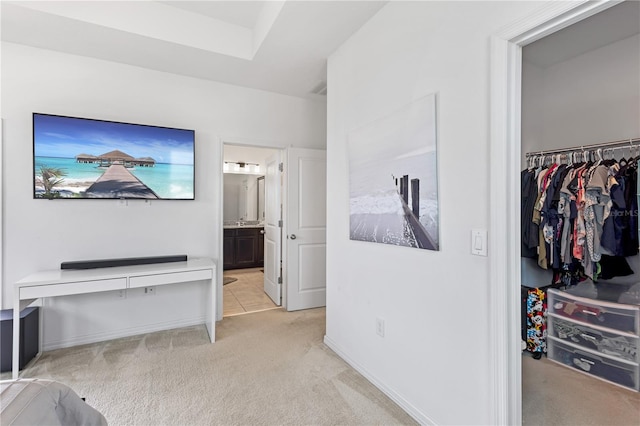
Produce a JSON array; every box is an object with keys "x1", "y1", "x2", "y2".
[
  {"x1": 522, "y1": 352, "x2": 640, "y2": 425},
  {"x1": 11, "y1": 308, "x2": 417, "y2": 426}
]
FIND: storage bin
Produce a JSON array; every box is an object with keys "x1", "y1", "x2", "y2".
[
  {"x1": 0, "y1": 307, "x2": 39, "y2": 372},
  {"x1": 548, "y1": 337, "x2": 639, "y2": 391},
  {"x1": 548, "y1": 315, "x2": 638, "y2": 362},
  {"x1": 548, "y1": 290, "x2": 639, "y2": 334}
]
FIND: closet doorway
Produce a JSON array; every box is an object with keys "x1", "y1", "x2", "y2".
[
  {"x1": 222, "y1": 144, "x2": 282, "y2": 317},
  {"x1": 489, "y1": 1, "x2": 640, "y2": 424},
  {"x1": 520, "y1": 2, "x2": 640, "y2": 424}
]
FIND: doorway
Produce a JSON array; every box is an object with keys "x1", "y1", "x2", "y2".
[
  {"x1": 219, "y1": 144, "x2": 328, "y2": 318},
  {"x1": 490, "y1": 1, "x2": 639, "y2": 424},
  {"x1": 222, "y1": 144, "x2": 282, "y2": 317},
  {"x1": 519, "y1": 2, "x2": 640, "y2": 424}
]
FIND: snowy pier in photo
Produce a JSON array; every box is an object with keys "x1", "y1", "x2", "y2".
[{"x1": 349, "y1": 174, "x2": 437, "y2": 250}]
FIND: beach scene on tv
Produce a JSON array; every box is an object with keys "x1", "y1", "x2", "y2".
[{"x1": 33, "y1": 114, "x2": 195, "y2": 200}]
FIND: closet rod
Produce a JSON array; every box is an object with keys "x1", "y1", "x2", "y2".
[{"x1": 525, "y1": 137, "x2": 640, "y2": 157}]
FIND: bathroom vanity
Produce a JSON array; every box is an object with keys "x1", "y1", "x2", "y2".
[{"x1": 223, "y1": 223, "x2": 264, "y2": 270}]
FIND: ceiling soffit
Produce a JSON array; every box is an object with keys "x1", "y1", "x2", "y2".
[
  {"x1": 6, "y1": 0, "x2": 285, "y2": 60},
  {"x1": 1, "y1": 1, "x2": 388, "y2": 99}
]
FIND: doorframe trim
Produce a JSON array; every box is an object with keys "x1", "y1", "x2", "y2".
[
  {"x1": 0, "y1": 119, "x2": 3, "y2": 309},
  {"x1": 488, "y1": 1, "x2": 621, "y2": 424}
]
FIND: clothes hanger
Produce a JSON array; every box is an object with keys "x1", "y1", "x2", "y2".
[
  {"x1": 605, "y1": 148, "x2": 617, "y2": 166},
  {"x1": 603, "y1": 148, "x2": 615, "y2": 166},
  {"x1": 591, "y1": 148, "x2": 604, "y2": 166},
  {"x1": 573, "y1": 151, "x2": 580, "y2": 165},
  {"x1": 632, "y1": 143, "x2": 640, "y2": 162}
]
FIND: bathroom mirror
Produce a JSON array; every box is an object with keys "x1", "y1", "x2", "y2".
[{"x1": 257, "y1": 176, "x2": 265, "y2": 222}]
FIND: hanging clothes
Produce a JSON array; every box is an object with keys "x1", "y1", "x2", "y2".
[
  {"x1": 521, "y1": 169, "x2": 539, "y2": 258},
  {"x1": 521, "y1": 148, "x2": 639, "y2": 286}
]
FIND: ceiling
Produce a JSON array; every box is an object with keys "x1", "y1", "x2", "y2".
[
  {"x1": 5, "y1": 1, "x2": 636, "y2": 97},
  {"x1": 1, "y1": 1, "x2": 387, "y2": 100},
  {"x1": 158, "y1": 1, "x2": 264, "y2": 29},
  {"x1": 524, "y1": 0, "x2": 640, "y2": 68}
]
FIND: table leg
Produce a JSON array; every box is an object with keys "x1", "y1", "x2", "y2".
[
  {"x1": 12, "y1": 295, "x2": 20, "y2": 380},
  {"x1": 205, "y1": 276, "x2": 216, "y2": 343}
]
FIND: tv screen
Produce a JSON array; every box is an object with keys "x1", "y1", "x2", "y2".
[{"x1": 33, "y1": 113, "x2": 195, "y2": 200}]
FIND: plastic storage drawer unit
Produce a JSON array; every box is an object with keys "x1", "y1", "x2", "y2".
[
  {"x1": 548, "y1": 316, "x2": 639, "y2": 362},
  {"x1": 548, "y1": 337, "x2": 639, "y2": 391},
  {"x1": 548, "y1": 291, "x2": 639, "y2": 335}
]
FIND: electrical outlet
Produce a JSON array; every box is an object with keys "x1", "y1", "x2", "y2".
[
  {"x1": 117, "y1": 289, "x2": 126, "y2": 299},
  {"x1": 376, "y1": 317, "x2": 385, "y2": 337},
  {"x1": 144, "y1": 287, "x2": 156, "y2": 296}
]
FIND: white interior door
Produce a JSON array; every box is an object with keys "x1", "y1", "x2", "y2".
[
  {"x1": 264, "y1": 151, "x2": 282, "y2": 305},
  {"x1": 286, "y1": 148, "x2": 327, "y2": 311}
]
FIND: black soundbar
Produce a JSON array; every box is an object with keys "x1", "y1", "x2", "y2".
[{"x1": 61, "y1": 255, "x2": 188, "y2": 270}]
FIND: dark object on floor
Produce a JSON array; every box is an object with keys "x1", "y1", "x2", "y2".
[
  {"x1": 223, "y1": 277, "x2": 238, "y2": 285},
  {"x1": 598, "y1": 255, "x2": 634, "y2": 280},
  {"x1": 522, "y1": 286, "x2": 548, "y2": 359},
  {"x1": 1, "y1": 307, "x2": 39, "y2": 372}
]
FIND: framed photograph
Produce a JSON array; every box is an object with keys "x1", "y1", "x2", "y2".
[{"x1": 348, "y1": 93, "x2": 439, "y2": 250}]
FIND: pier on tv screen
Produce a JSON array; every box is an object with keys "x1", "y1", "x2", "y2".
[{"x1": 33, "y1": 113, "x2": 195, "y2": 200}]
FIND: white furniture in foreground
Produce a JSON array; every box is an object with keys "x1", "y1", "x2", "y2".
[{"x1": 12, "y1": 257, "x2": 216, "y2": 379}]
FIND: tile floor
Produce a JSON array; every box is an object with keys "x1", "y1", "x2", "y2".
[{"x1": 223, "y1": 268, "x2": 280, "y2": 317}]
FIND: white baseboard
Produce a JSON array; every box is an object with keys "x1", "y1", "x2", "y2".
[
  {"x1": 323, "y1": 335, "x2": 435, "y2": 426},
  {"x1": 43, "y1": 316, "x2": 207, "y2": 351}
]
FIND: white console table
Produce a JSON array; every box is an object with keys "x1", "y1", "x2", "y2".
[{"x1": 12, "y1": 257, "x2": 216, "y2": 379}]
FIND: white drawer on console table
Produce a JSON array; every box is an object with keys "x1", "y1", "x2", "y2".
[
  {"x1": 129, "y1": 269, "x2": 213, "y2": 288},
  {"x1": 20, "y1": 278, "x2": 127, "y2": 299}
]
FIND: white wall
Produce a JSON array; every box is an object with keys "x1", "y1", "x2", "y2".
[
  {"x1": 325, "y1": 2, "x2": 541, "y2": 424},
  {"x1": 522, "y1": 34, "x2": 640, "y2": 155},
  {"x1": 1, "y1": 42, "x2": 325, "y2": 348}
]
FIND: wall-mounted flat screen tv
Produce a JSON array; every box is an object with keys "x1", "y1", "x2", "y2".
[{"x1": 33, "y1": 113, "x2": 195, "y2": 200}]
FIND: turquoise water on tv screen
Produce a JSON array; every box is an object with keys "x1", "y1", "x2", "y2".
[{"x1": 34, "y1": 157, "x2": 194, "y2": 199}]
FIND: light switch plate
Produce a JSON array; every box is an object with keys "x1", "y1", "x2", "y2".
[{"x1": 471, "y1": 229, "x2": 488, "y2": 256}]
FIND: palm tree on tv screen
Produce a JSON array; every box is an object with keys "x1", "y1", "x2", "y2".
[{"x1": 37, "y1": 165, "x2": 67, "y2": 198}]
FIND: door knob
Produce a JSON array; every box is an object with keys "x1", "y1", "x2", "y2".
[{"x1": 290, "y1": 234, "x2": 297, "y2": 240}]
